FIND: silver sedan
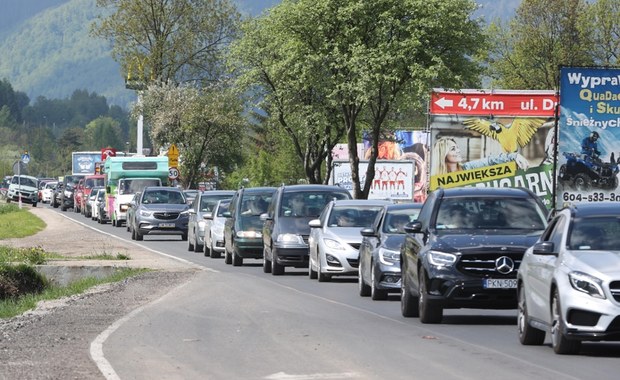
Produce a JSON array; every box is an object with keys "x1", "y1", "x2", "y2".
[{"x1": 308, "y1": 199, "x2": 391, "y2": 282}]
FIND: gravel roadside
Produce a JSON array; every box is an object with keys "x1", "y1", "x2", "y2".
[{"x1": 0, "y1": 206, "x2": 199, "y2": 379}]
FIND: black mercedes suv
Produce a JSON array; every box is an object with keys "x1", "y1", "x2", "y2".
[{"x1": 400, "y1": 187, "x2": 549, "y2": 323}]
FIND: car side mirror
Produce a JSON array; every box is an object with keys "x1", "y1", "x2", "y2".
[
  {"x1": 360, "y1": 228, "x2": 377, "y2": 237},
  {"x1": 532, "y1": 241, "x2": 556, "y2": 256},
  {"x1": 404, "y1": 221, "x2": 422, "y2": 234},
  {"x1": 260, "y1": 213, "x2": 272, "y2": 221},
  {"x1": 203, "y1": 212, "x2": 213, "y2": 220},
  {"x1": 222, "y1": 211, "x2": 231, "y2": 218},
  {"x1": 308, "y1": 219, "x2": 321, "y2": 228}
]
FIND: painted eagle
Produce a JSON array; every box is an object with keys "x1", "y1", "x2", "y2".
[{"x1": 462, "y1": 117, "x2": 547, "y2": 153}]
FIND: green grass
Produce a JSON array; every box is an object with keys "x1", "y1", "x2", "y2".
[
  {"x1": 0, "y1": 203, "x2": 145, "y2": 319},
  {"x1": 0, "y1": 204, "x2": 46, "y2": 239},
  {"x1": 80, "y1": 253, "x2": 131, "y2": 260},
  {"x1": 0, "y1": 268, "x2": 149, "y2": 319}
]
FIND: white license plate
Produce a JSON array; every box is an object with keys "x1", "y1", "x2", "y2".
[
  {"x1": 483, "y1": 279, "x2": 517, "y2": 289},
  {"x1": 159, "y1": 223, "x2": 175, "y2": 228}
]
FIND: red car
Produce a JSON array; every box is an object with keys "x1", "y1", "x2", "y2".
[{"x1": 79, "y1": 174, "x2": 106, "y2": 216}]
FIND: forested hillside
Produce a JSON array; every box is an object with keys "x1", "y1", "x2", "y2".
[{"x1": 0, "y1": 0, "x2": 519, "y2": 110}]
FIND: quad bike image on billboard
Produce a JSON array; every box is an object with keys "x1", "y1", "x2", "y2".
[{"x1": 558, "y1": 151, "x2": 619, "y2": 192}]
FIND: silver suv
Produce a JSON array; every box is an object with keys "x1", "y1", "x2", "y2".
[
  {"x1": 518, "y1": 202, "x2": 620, "y2": 354},
  {"x1": 128, "y1": 186, "x2": 189, "y2": 241}
]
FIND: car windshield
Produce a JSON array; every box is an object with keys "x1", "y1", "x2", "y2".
[
  {"x1": 240, "y1": 193, "x2": 272, "y2": 217},
  {"x1": 435, "y1": 197, "x2": 546, "y2": 230},
  {"x1": 328, "y1": 206, "x2": 383, "y2": 228},
  {"x1": 85, "y1": 178, "x2": 105, "y2": 189},
  {"x1": 97, "y1": 191, "x2": 105, "y2": 200},
  {"x1": 382, "y1": 208, "x2": 421, "y2": 234},
  {"x1": 569, "y1": 217, "x2": 620, "y2": 250},
  {"x1": 280, "y1": 192, "x2": 349, "y2": 217},
  {"x1": 216, "y1": 202, "x2": 230, "y2": 217},
  {"x1": 119, "y1": 178, "x2": 161, "y2": 195},
  {"x1": 142, "y1": 190, "x2": 186, "y2": 204},
  {"x1": 12, "y1": 177, "x2": 37, "y2": 188},
  {"x1": 200, "y1": 195, "x2": 234, "y2": 212}
]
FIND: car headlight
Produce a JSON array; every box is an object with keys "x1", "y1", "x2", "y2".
[
  {"x1": 427, "y1": 250, "x2": 457, "y2": 267},
  {"x1": 277, "y1": 233, "x2": 304, "y2": 244},
  {"x1": 379, "y1": 247, "x2": 400, "y2": 265},
  {"x1": 237, "y1": 230, "x2": 262, "y2": 238},
  {"x1": 139, "y1": 209, "x2": 153, "y2": 217},
  {"x1": 569, "y1": 271, "x2": 606, "y2": 299},
  {"x1": 323, "y1": 238, "x2": 345, "y2": 250}
]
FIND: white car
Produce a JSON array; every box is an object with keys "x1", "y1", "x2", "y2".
[
  {"x1": 205, "y1": 199, "x2": 231, "y2": 259},
  {"x1": 91, "y1": 188, "x2": 106, "y2": 221},
  {"x1": 41, "y1": 181, "x2": 58, "y2": 203},
  {"x1": 308, "y1": 199, "x2": 391, "y2": 282},
  {"x1": 7, "y1": 174, "x2": 39, "y2": 206},
  {"x1": 518, "y1": 202, "x2": 620, "y2": 354}
]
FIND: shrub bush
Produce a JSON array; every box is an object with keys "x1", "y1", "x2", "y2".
[{"x1": 0, "y1": 263, "x2": 49, "y2": 300}]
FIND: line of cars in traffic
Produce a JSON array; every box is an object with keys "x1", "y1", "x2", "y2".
[{"x1": 50, "y1": 182, "x2": 620, "y2": 355}]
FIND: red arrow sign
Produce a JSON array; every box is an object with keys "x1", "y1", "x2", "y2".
[{"x1": 430, "y1": 90, "x2": 558, "y2": 116}]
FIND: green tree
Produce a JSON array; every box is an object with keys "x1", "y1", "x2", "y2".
[
  {"x1": 486, "y1": 0, "x2": 594, "y2": 90},
  {"x1": 83, "y1": 116, "x2": 124, "y2": 151},
  {"x1": 232, "y1": 0, "x2": 485, "y2": 198},
  {"x1": 230, "y1": 14, "x2": 346, "y2": 185},
  {"x1": 139, "y1": 80, "x2": 245, "y2": 188},
  {"x1": 0, "y1": 79, "x2": 27, "y2": 123},
  {"x1": 587, "y1": 0, "x2": 620, "y2": 66},
  {"x1": 92, "y1": 0, "x2": 241, "y2": 85}
]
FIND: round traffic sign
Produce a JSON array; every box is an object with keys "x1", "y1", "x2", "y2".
[
  {"x1": 21, "y1": 153, "x2": 30, "y2": 164},
  {"x1": 169, "y1": 167, "x2": 179, "y2": 180}
]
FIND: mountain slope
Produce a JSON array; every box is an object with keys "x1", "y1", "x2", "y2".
[
  {"x1": 0, "y1": 0, "x2": 520, "y2": 109},
  {"x1": 0, "y1": 0, "x2": 131, "y2": 107}
]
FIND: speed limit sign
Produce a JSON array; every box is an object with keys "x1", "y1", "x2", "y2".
[{"x1": 169, "y1": 167, "x2": 179, "y2": 180}]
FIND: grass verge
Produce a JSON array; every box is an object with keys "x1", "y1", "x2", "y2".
[
  {"x1": 0, "y1": 267, "x2": 149, "y2": 319},
  {"x1": 0, "y1": 203, "x2": 145, "y2": 319},
  {"x1": 0, "y1": 204, "x2": 46, "y2": 239}
]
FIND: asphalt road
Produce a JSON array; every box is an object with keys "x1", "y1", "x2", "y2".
[{"x1": 4, "y1": 206, "x2": 620, "y2": 380}]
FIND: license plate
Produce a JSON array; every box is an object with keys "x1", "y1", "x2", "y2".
[
  {"x1": 483, "y1": 279, "x2": 517, "y2": 289},
  {"x1": 159, "y1": 223, "x2": 175, "y2": 228}
]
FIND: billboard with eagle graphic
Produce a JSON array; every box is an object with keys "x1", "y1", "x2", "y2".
[{"x1": 429, "y1": 89, "x2": 558, "y2": 208}]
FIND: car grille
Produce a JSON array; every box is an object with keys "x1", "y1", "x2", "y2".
[
  {"x1": 347, "y1": 258, "x2": 359, "y2": 268},
  {"x1": 457, "y1": 252, "x2": 523, "y2": 278},
  {"x1": 610, "y1": 281, "x2": 620, "y2": 302},
  {"x1": 154, "y1": 212, "x2": 180, "y2": 220}
]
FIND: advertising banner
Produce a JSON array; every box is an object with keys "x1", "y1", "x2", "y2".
[
  {"x1": 331, "y1": 160, "x2": 415, "y2": 200},
  {"x1": 556, "y1": 67, "x2": 620, "y2": 207},
  {"x1": 72, "y1": 152, "x2": 103, "y2": 175},
  {"x1": 360, "y1": 130, "x2": 429, "y2": 202},
  {"x1": 429, "y1": 89, "x2": 558, "y2": 208}
]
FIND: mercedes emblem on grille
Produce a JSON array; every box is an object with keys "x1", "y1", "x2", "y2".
[{"x1": 495, "y1": 256, "x2": 515, "y2": 274}]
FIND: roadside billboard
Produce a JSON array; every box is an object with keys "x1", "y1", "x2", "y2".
[
  {"x1": 360, "y1": 130, "x2": 430, "y2": 202},
  {"x1": 72, "y1": 152, "x2": 103, "y2": 175},
  {"x1": 331, "y1": 160, "x2": 415, "y2": 200},
  {"x1": 556, "y1": 67, "x2": 620, "y2": 208},
  {"x1": 429, "y1": 89, "x2": 558, "y2": 208}
]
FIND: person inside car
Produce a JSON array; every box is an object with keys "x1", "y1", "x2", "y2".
[
  {"x1": 284, "y1": 194, "x2": 306, "y2": 217},
  {"x1": 387, "y1": 214, "x2": 410, "y2": 233}
]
